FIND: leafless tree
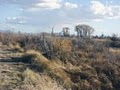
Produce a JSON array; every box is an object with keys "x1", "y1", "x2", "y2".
[
  {"x1": 75, "y1": 24, "x2": 95, "y2": 38},
  {"x1": 62, "y1": 27, "x2": 70, "y2": 37},
  {"x1": 51, "y1": 26, "x2": 54, "y2": 36}
]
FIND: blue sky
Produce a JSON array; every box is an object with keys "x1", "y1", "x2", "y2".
[{"x1": 0, "y1": 0, "x2": 120, "y2": 35}]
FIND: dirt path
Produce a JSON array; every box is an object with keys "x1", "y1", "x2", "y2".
[{"x1": 0, "y1": 45, "x2": 27, "y2": 90}]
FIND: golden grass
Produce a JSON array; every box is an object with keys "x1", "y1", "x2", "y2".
[
  {"x1": 93, "y1": 38, "x2": 110, "y2": 42},
  {"x1": 22, "y1": 68, "x2": 64, "y2": 90},
  {"x1": 8, "y1": 42, "x2": 24, "y2": 52},
  {"x1": 22, "y1": 50, "x2": 72, "y2": 88},
  {"x1": 24, "y1": 50, "x2": 48, "y2": 63},
  {"x1": 109, "y1": 48, "x2": 120, "y2": 54}
]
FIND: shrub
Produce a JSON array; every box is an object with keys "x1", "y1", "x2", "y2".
[
  {"x1": 8, "y1": 43, "x2": 24, "y2": 52},
  {"x1": 110, "y1": 41, "x2": 120, "y2": 48},
  {"x1": 51, "y1": 38, "x2": 72, "y2": 62}
]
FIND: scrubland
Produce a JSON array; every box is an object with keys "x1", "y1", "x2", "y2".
[{"x1": 0, "y1": 31, "x2": 120, "y2": 90}]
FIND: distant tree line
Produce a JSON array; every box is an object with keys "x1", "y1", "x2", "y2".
[
  {"x1": 52, "y1": 24, "x2": 95, "y2": 38},
  {"x1": 75, "y1": 24, "x2": 94, "y2": 38}
]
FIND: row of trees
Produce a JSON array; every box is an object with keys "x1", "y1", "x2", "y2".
[{"x1": 60, "y1": 24, "x2": 95, "y2": 38}]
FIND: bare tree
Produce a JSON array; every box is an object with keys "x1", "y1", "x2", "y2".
[
  {"x1": 51, "y1": 26, "x2": 54, "y2": 37},
  {"x1": 75, "y1": 24, "x2": 95, "y2": 38},
  {"x1": 62, "y1": 27, "x2": 70, "y2": 37}
]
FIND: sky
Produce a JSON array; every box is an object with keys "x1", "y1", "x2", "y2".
[{"x1": 0, "y1": 0, "x2": 120, "y2": 35}]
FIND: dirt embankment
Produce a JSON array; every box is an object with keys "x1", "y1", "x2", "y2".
[{"x1": 0, "y1": 45, "x2": 64, "y2": 90}]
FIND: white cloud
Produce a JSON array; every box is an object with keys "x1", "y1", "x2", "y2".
[
  {"x1": 35, "y1": 0, "x2": 62, "y2": 9},
  {"x1": 36, "y1": 2, "x2": 61, "y2": 9},
  {"x1": 6, "y1": 16, "x2": 27, "y2": 24},
  {"x1": 91, "y1": 1, "x2": 106, "y2": 15},
  {"x1": 0, "y1": 0, "x2": 62, "y2": 10},
  {"x1": 91, "y1": 1, "x2": 120, "y2": 19},
  {"x1": 64, "y1": 2, "x2": 78, "y2": 9}
]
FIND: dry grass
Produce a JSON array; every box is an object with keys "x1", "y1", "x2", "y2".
[
  {"x1": 8, "y1": 43, "x2": 24, "y2": 52},
  {"x1": 93, "y1": 38, "x2": 111, "y2": 42},
  {"x1": 109, "y1": 48, "x2": 120, "y2": 54},
  {"x1": 0, "y1": 31, "x2": 120, "y2": 90},
  {"x1": 21, "y1": 68, "x2": 64, "y2": 90},
  {"x1": 22, "y1": 49, "x2": 120, "y2": 89},
  {"x1": 22, "y1": 50, "x2": 72, "y2": 88},
  {"x1": 0, "y1": 63, "x2": 24, "y2": 90}
]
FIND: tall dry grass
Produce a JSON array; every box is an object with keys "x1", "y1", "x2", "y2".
[{"x1": 21, "y1": 68, "x2": 64, "y2": 90}]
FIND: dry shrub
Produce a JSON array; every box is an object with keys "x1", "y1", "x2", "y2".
[
  {"x1": 8, "y1": 42, "x2": 24, "y2": 52},
  {"x1": 91, "y1": 60, "x2": 120, "y2": 89},
  {"x1": 53, "y1": 38, "x2": 72, "y2": 53},
  {"x1": 52, "y1": 38, "x2": 72, "y2": 62},
  {"x1": 1, "y1": 31, "x2": 120, "y2": 90}
]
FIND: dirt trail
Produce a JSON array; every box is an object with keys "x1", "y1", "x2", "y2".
[{"x1": 0, "y1": 45, "x2": 26, "y2": 90}]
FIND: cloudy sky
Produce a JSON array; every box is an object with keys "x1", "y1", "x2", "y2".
[{"x1": 0, "y1": 0, "x2": 120, "y2": 35}]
